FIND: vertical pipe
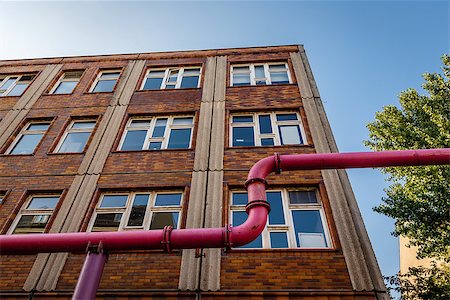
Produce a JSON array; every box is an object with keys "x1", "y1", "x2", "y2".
[{"x1": 72, "y1": 249, "x2": 107, "y2": 300}]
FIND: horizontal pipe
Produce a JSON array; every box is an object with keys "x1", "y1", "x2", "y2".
[{"x1": 0, "y1": 148, "x2": 448, "y2": 255}]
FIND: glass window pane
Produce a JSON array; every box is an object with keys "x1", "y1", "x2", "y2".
[
  {"x1": 232, "y1": 211, "x2": 247, "y2": 226},
  {"x1": 167, "y1": 71, "x2": 178, "y2": 83},
  {"x1": 233, "y1": 74, "x2": 251, "y2": 86},
  {"x1": 289, "y1": 191, "x2": 317, "y2": 204},
  {"x1": 63, "y1": 71, "x2": 83, "y2": 79},
  {"x1": 269, "y1": 64, "x2": 287, "y2": 71},
  {"x1": 100, "y1": 195, "x2": 128, "y2": 208},
  {"x1": 266, "y1": 192, "x2": 285, "y2": 225},
  {"x1": 0, "y1": 78, "x2": 18, "y2": 92},
  {"x1": 276, "y1": 114, "x2": 298, "y2": 121},
  {"x1": 183, "y1": 69, "x2": 200, "y2": 76},
  {"x1": 239, "y1": 234, "x2": 262, "y2": 249},
  {"x1": 155, "y1": 193, "x2": 182, "y2": 206},
  {"x1": 92, "y1": 80, "x2": 116, "y2": 92},
  {"x1": 180, "y1": 76, "x2": 199, "y2": 88},
  {"x1": 165, "y1": 84, "x2": 176, "y2": 89},
  {"x1": 152, "y1": 118, "x2": 167, "y2": 137},
  {"x1": 232, "y1": 116, "x2": 253, "y2": 123},
  {"x1": 232, "y1": 193, "x2": 248, "y2": 206},
  {"x1": 27, "y1": 196, "x2": 59, "y2": 209},
  {"x1": 150, "y1": 212, "x2": 179, "y2": 229},
  {"x1": 13, "y1": 215, "x2": 50, "y2": 234},
  {"x1": 127, "y1": 194, "x2": 149, "y2": 227},
  {"x1": 129, "y1": 120, "x2": 151, "y2": 128},
  {"x1": 8, "y1": 83, "x2": 28, "y2": 96},
  {"x1": 258, "y1": 115, "x2": 273, "y2": 134},
  {"x1": 173, "y1": 117, "x2": 193, "y2": 125},
  {"x1": 232, "y1": 127, "x2": 254, "y2": 147},
  {"x1": 279, "y1": 125, "x2": 302, "y2": 145},
  {"x1": 148, "y1": 71, "x2": 165, "y2": 77},
  {"x1": 143, "y1": 78, "x2": 163, "y2": 90},
  {"x1": 92, "y1": 213, "x2": 122, "y2": 232},
  {"x1": 270, "y1": 72, "x2": 289, "y2": 84},
  {"x1": 254, "y1": 66, "x2": 265, "y2": 78},
  {"x1": 261, "y1": 138, "x2": 274, "y2": 146},
  {"x1": 149, "y1": 142, "x2": 162, "y2": 150},
  {"x1": 27, "y1": 123, "x2": 50, "y2": 131},
  {"x1": 167, "y1": 128, "x2": 191, "y2": 149},
  {"x1": 72, "y1": 121, "x2": 96, "y2": 129},
  {"x1": 292, "y1": 210, "x2": 327, "y2": 247},
  {"x1": 99, "y1": 72, "x2": 120, "y2": 79},
  {"x1": 233, "y1": 66, "x2": 250, "y2": 73},
  {"x1": 121, "y1": 130, "x2": 147, "y2": 151},
  {"x1": 270, "y1": 232, "x2": 289, "y2": 248},
  {"x1": 10, "y1": 134, "x2": 43, "y2": 154},
  {"x1": 54, "y1": 81, "x2": 77, "y2": 94},
  {"x1": 58, "y1": 132, "x2": 91, "y2": 153}
]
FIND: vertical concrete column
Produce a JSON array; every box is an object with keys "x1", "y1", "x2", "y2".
[
  {"x1": 23, "y1": 60, "x2": 146, "y2": 292},
  {"x1": 179, "y1": 57, "x2": 216, "y2": 291},
  {"x1": 290, "y1": 49, "x2": 387, "y2": 299}
]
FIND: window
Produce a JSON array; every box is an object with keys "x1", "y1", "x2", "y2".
[
  {"x1": 119, "y1": 116, "x2": 194, "y2": 151},
  {"x1": 141, "y1": 67, "x2": 201, "y2": 90},
  {"x1": 0, "y1": 74, "x2": 36, "y2": 96},
  {"x1": 8, "y1": 194, "x2": 60, "y2": 234},
  {"x1": 90, "y1": 70, "x2": 121, "y2": 93},
  {"x1": 89, "y1": 192, "x2": 183, "y2": 232},
  {"x1": 230, "y1": 189, "x2": 330, "y2": 249},
  {"x1": 231, "y1": 63, "x2": 291, "y2": 86},
  {"x1": 7, "y1": 121, "x2": 51, "y2": 154},
  {"x1": 55, "y1": 120, "x2": 96, "y2": 153},
  {"x1": 230, "y1": 112, "x2": 305, "y2": 147},
  {"x1": 0, "y1": 191, "x2": 6, "y2": 204},
  {"x1": 49, "y1": 70, "x2": 83, "y2": 94}
]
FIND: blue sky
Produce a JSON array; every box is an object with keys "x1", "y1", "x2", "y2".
[{"x1": 1, "y1": 0, "x2": 449, "y2": 281}]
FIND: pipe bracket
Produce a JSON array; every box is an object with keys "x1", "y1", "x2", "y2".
[
  {"x1": 223, "y1": 224, "x2": 232, "y2": 251},
  {"x1": 85, "y1": 241, "x2": 104, "y2": 254},
  {"x1": 244, "y1": 177, "x2": 268, "y2": 190},
  {"x1": 161, "y1": 225, "x2": 173, "y2": 253},
  {"x1": 274, "y1": 152, "x2": 281, "y2": 174},
  {"x1": 245, "y1": 200, "x2": 271, "y2": 214}
]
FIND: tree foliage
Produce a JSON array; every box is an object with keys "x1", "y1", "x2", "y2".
[{"x1": 365, "y1": 54, "x2": 450, "y2": 261}]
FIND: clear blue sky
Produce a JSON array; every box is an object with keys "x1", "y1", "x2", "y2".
[{"x1": 1, "y1": 0, "x2": 448, "y2": 281}]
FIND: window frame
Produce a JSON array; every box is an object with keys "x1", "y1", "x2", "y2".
[
  {"x1": 230, "y1": 62, "x2": 292, "y2": 87},
  {"x1": 49, "y1": 70, "x2": 83, "y2": 94},
  {"x1": 230, "y1": 188, "x2": 331, "y2": 249},
  {"x1": 140, "y1": 66, "x2": 202, "y2": 90},
  {"x1": 0, "y1": 74, "x2": 36, "y2": 96},
  {"x1": 88, "y1": 191, "x2": 184, "y2": 232},
  {"x1": 88, "y1": 69, "x2": 121, "y2": 93},
  {"x1": 7, "y1": 194, "x2": 60, "y2": 234},
  {"x1": 118, "y1": 115, "x2": 194, "y2": 151},
  {"x1": 229, "y1": 111, "x2": 306, "y2": 147},
  {"x1": 6, "y1": 121, "x2": 51, "y2": 155},
  {"x1": 54, "y1": 119, "x2": 97, "y2": 153}
]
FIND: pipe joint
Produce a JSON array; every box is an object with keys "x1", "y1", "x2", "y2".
[
  {"x1": 161, "y1": 225, "x2": 173, "y2": 253},
  {"x1": 245, "y1": 200, "x2": 271, "y2": 215},
  {"x1": 223, "y1": 224, "x2": 232, "y2": 250},
  {"x1": 244, "y1": 177, "x2": 268, "y2": 190}
]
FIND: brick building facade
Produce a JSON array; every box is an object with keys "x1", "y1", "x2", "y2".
[{"x1": 0, "y1": 45, "x2": 388, "y2": 299}]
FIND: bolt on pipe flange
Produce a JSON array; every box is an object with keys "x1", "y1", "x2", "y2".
[
  {"x1": 244, "y1": 177, "x2": 268, "y2": 190},
  {"x1": 245, "y1": 200, "x2": 271, "y2": 214}
]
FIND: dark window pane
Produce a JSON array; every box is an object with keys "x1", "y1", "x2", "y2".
[
  {"x1": 92, "y1": 213, "x2": 122, "y2": 232},
  {"x1": 258, "y1": 115, "x2": 272, "y2": 134},
  {"x1": 276, "y1": 114, "x2": 297, "y2": 121},
  {"x1": 232, "y1": 211, "x2": 247, "y2": 226},
  {"x1": 232, "y1": 193, "x2": 248, "y2": 206},
  {"x1": 180, "y1": 76, "x2": 199, "y2": 88},
  {"x1": 58, "y1": 132, "x2": 91, "y2": 153},
  {"x1": 10, "y1": 134, "x2": 43, "y2": 154},
  {"x1": 8, "y1": 83, "x2": 28, "y2": 96},
  {"x1": 289, "y1": 191, "x2": 317, "y2": 204},
  {"x1": 130, "y1": 120, "x2": 150, "y2": 128},
  {"x1": 167, "y1": 71, "x2": 178, "y2": 83},
  {"x1": 99, "y1": 72, "x2": 120, "y2": 79},
  {"x1": 233, "y1": 74, "x2": 251, "y2": 86},
  {"x1": 150, "y1": 212, "x2": 179, "y2": 229},
  {"x1": 292, "y1": 210, "x2": 327, "y2": 247},
  {"x1": 72, "y1": 121, "x2": 95, "y2": 129},
  {"x1": 270, "y1": 72, "x2": 289, "y2": 84},
  {"x1": 143, "y1": 78, "x2": 163, "y2": 90},
  {"x1": 266, "y1": 192, "x2": 285, "y2": 225},
  {"x1": 121, "y1": 130, "x2": 147, "y2": 150},
  {"x1": 54, "y1": 81, "x2": 77, "y2": 94},
  {"x1": 127, "y1": 194, "x2": 149, "y2": 227},
  {"x1": 100, "y1": 195, "x2": 128, "y2": 208},
  {"x1": 92, "y1": 80, "x2": 116, "y2": 92},
  {"x1": 261, "y1": 138, "x2": 274, "y2": 146},
  {"x1": 232, "y1": 127, "x2": 254, "y2": 147},
  {"x1": 239, "y1": 233, "x2": 262, "y2": 249},
  {"x1": 149, "y1": 142, "x2": 162, "y2": 150},
  {"x1": 232, "y1": 116, "x2": 253, "y2": 123},
  {"x1": 167, "y1": 128, "x2": 191, "y2": 149},
  {"x1": 27, "y1": 123, "x2": 50, "y2": 131},
  {"x1": 279, "y1": 125, "x2": 302, "y2": 145},
  {"x1": 152, "y1": 118, "x2": 167, "y2": 137},
  {"x1": 13, "y1": 215, "x2": 50, "y2": 234},
  {"x1": 27, "y1": 196, "x2": 59, "y2": 209},
  {"x1": 270, "y1": 232, "x2": 288, "y2": 248},
  {"x1": 173, "y1": 117, "x2": 193, "y2": 125},
  {"x1": 155, "y1": 193, "x2": 182, "y2": 206}
]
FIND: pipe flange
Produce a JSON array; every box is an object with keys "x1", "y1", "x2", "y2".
[
  {"x1": 245, "y1": 200, "x2": 271, "y2": 214},
  {"x1": 274, "y1": 152, "x2": 281, "y2": 174},
  {"x1": 223, "y1": 224, "x2": 232, "y2": 251},
  {"x1": 244, "y1": 177, "x2": 268, "y2": 190},
  {"x1": 161, "y1": 225, "x2": 173, "y2": 253}
]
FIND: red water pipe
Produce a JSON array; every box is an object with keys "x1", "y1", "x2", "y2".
[{"x1": 0, "y1": 148, "x2": 449, "y2": 255}]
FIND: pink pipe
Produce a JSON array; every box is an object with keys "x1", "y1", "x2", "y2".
[{"x1": 0, "y1": 148, "x2": 449, "y2": 255}]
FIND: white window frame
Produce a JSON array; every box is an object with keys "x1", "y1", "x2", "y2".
[
  {"x1": 89, "y1": 69, "x2": 121, "y2": 93},
  {"x1": 88, "y1": 191, "x2": 183, "y2": 232},
  {"x1": 6, "y1": 121, "x2": 51, "y2": 154},
  {"x1": 230, "y1": 62, "x2": 292, "y2": 86},
  {"x1": 230, "y1": 189, "x2": 331, "y2": 249},
  {"x1": 0, "y1": 74, "x2": 36, "y2": 96},
  {"x1": 118, "y1": 115, "x2": 194, "y2": 151},
  {"x1": 229, "y1": 112, "x2": 306, "y2": 147},
  {"x1": 140, "y1": 67, "x2": 202, "y2": 90},
  {"x1": 49, "y1": 70, "x2": 83, "y2": 94},
  {"x1": 7, "y1": 194, "x2": 60, "y2": 234},
  {"x1": 54, "y1": 119, "x2": 96, "y2": 153}
]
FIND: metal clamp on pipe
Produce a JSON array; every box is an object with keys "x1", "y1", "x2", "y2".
[
  {"x1": 161, "y1": 225, "x2": 173, "y2": 253},
  {"x1": 244, "y1": 177, "x2": 268, "y2": 190},
  {"x1": 223, "y1": 224, "x2": 232, "y2": 250},
  {"x1": 85, "y1": 241, "x2": 105, "y2": 255},
  {"x1": 245, "y1": 200, "x2": 271, "y2": 215},
  {"x1": 274, "y1": 152, "x2": 281, "y2": 174}
]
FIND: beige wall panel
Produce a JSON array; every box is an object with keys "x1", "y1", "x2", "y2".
[
  {"x1": 209, "y1": 101, "x2": 225, "y2": 171},
  {"x1": 213, "y1": 56, "x2": 227, "y2": 103},
  {"x1": 23, "y1": 65, "x2": 63, "y2": 110},
  {"x1": 179, "y1": 249, "x2": 201, "y2": 291},
  {"x1": 0, "y1": 109, "x2": 30, "y2": 147},
  {"x1": 194, "y1": 101, "x2": 213, "y2": 171},
  {"x1": 118, "y1": 60, "x2": 146, "y2": 106},
  {"x1": 0, "y1": 110, "x2": 21, "y2": 138},
  {"x1": 201, "y1": 57, "x2": 217, "y2": 103},
  {"x1": 110, "y1": 61, "x2": 135, "y2": 106},
  {"x1": 23, "y1": 253, "x2": 50, "y2": 291}
]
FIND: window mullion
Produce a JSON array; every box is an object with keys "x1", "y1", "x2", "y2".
[
  {"x1": 143, "y1": 118, "x2": 155, "y2": 150},
  {"x1": 250, "y1": 65, "x2": 256, "y2": 85},
  {"x1": 264, "y1": 64, "x2": 271, "y2": 85},
  {"x1": 176, "y1": 68, "x2": 183, "y2": 89},
  {"x1": 161, "y1": 117, "x2": 172, "y2": 149}
]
